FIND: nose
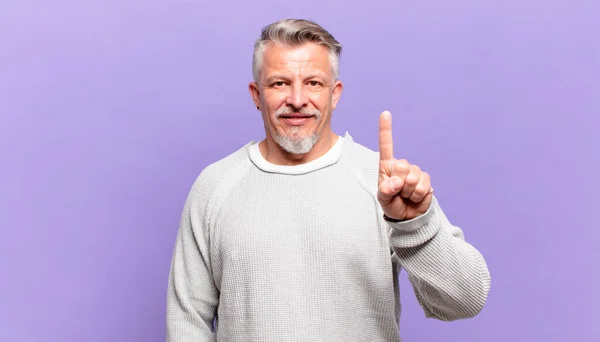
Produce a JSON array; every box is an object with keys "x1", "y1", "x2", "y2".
[{"x1": 285, "y1": 82, "x2": 309, "y2": 110}]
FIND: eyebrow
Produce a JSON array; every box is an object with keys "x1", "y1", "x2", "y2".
[
  {"x1": 264, "y1": 73, "x2": 328, "y2": 84},
  {"x1": 264, "y1": 75, "x2": 289, "y2": 83}
]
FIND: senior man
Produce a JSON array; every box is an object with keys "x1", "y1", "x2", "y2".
[{"x1": 166, "y1": 18, "x2": 491, "y2": 342}]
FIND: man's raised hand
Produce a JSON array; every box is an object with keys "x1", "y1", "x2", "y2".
[{"x1": 377, "y1": 111, "x2": 433, "y2": 221}]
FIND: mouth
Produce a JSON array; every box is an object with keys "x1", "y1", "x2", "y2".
[
  {"x1": 279, "y1": 113, "x2": 314, "y2": 118},
  {"x1": 279, "y1": 114, "x2": 315, "y2": 126}
]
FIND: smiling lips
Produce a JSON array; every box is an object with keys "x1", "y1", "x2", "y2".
[{"x1": 279, "y1": 114, "x2": 314, "y2": 126}]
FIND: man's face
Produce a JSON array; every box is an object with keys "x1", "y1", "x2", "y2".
[{"x1": 249, "y1": 42, "x2": 342, "y2": 154}]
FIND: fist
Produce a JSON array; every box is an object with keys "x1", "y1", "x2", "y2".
[{"x1": 377, "y1": 111, "x2": 433, "y2": 221}]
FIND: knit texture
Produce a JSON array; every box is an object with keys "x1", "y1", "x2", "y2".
[{"x1": 166, "y1": 133, "x2": 491, "y2": 341}]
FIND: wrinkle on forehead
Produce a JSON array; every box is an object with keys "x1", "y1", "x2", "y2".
[{"x1": 262, "y1": 42, "x2": 332, "y2": 80}]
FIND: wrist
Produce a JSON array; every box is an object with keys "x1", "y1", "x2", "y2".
[{"x1": 383, "y1": 213, "x2": 406, "y2": 222}]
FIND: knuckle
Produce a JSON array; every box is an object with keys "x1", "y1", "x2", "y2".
[
  {"x1": 415, "y1": 185, "x2": 427, "y2": 195},
  {"x1": 394, "y1": 159, "x2": 410, "y2": 173},
  {"x1": 378, "y1": 183, "x2": 392, "y2": 196},
  {"x1": 406, "y1": 174, "x2": 419, "y2": 185},
  {"x1": 410, "y1": 194, "x2": 424, "y2": 203}
]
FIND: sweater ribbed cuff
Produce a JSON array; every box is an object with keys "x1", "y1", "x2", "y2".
[{"x1": 386, "y1": 197, "x2": 443, "y2": 248}]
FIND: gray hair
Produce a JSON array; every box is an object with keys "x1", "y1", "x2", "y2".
[{"x1": 252, "y1": 19, "x2": 342, "y2": 83}]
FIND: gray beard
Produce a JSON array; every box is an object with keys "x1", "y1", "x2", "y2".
[
  {"x1": 272, "y1": 107, "x2": 323, "y2": 155},
  {"x1": 273, "y1": 129, "x2": 320, "y2": 155}
]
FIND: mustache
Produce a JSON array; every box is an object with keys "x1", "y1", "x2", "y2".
[{"x1": 275, "y1": 107, "x2": 321, "y2": 118}]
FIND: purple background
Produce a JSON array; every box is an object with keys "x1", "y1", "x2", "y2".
[{"x1": 1, "y1": 0, "x2": 598, "y2": 341}]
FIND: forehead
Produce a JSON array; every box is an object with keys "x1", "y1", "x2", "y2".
[{"x1": 262, "y1": 42, "x2": 331, "y2": 76}]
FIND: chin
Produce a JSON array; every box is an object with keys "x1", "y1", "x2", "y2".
[{"x1": 274, "y1": 132, "x2": 320, "y2": 155}]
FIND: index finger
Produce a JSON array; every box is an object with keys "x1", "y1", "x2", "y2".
[{"x1": 379, "y1": 110, "x2": 394, "y2": 161}]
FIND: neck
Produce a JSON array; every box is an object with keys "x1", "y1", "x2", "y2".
[{"x1": 259, "y1": 129, "x2": 338, "y2": 166}]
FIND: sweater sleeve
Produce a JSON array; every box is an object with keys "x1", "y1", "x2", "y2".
[
  {"x1": 387, "y1": 196, "x2": 491, "y2": 321},
  {"x1": 166, "y1": 186, "x2": 218, "y2": 341}
]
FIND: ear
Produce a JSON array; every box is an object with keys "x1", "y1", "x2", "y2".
[
  {"x1": 331, "y1": 80, "x2": 343, "y2": 110},
  {"x1": 248, "y1": 82, "x2": 261, "y2": 110}
]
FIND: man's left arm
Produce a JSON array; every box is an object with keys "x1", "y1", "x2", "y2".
[
  {"x1": 376, "y1": 110, "x2": 490, "y2": 321},
  {"x1": 386, "y1": 196, "x2": 491, "y2": 321}
]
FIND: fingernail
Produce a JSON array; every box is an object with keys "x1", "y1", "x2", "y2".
[{"x1": 391, "y1": 178, "x2": 401, "y2": 191}]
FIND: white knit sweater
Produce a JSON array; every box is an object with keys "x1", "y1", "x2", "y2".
[{"x1": 166, "y1": 132, "x2": 491, "y2": 341}]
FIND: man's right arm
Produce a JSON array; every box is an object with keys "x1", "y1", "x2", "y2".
[{"x1": 166, "y1": 185, "x2": 218, "y2": 341}]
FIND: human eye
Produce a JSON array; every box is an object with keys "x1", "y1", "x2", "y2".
[
  {"x1": 307, "y1": 80, "x2": 322, "y2": 88},
  {"x1": 271, "y1": 81, "x2": 287, "y2": 88}
]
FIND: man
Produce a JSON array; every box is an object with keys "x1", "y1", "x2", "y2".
[{"x1": 166, "y1": 19, "x2": 491, "y2": 341}]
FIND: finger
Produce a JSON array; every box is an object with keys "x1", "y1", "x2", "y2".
[
  {"x1": 409, "y1": 171, "x2": 432, "y2": 203},
  {"x1": 400, "y1": 165, "x2": 421, "y2": 199},
  {"x1": 380, "y1": 159, "x2": 410, "y2": 194},
  {"x1": 378, "y1": 177, "x2": 399, "y2": 203},
  {"x1": 379, "y1": 159, "x2": 408, "y2": 192},
  {"x1": 379, "y1": 111, "x2": 394, "y2": 161},
  {"x1": 391, "y1": 159, "x2": 410, "y2": 179}
]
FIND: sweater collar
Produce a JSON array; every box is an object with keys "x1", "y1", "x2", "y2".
[{"x1": 247, "y1": 132, "x2": 353, "y2": 175}]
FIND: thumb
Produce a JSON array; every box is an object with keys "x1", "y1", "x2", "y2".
[{"x1": 377, "y1": 177, "x2": 402, "y2": 203}]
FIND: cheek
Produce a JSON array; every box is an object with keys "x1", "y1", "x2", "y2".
[
  {"x1": 264, "y1": 94, "x2": 287, "y2": 113},
  {"x1": 264, "y1": 90, "x2": 285, "y2": 104},
  {"x1": 310, "y1": 92, "x2": 331, "y2": 112}
]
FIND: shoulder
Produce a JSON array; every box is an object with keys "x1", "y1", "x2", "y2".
[
  {"x1": 343, "y1": 135, "x2": 380, "y2": 178},
  {"x1": 187, "y1": 143, "x2": 253, "y2": 208},
  {"x1": 338, "y1": 135, "x2": 382, "y2": 198}
]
